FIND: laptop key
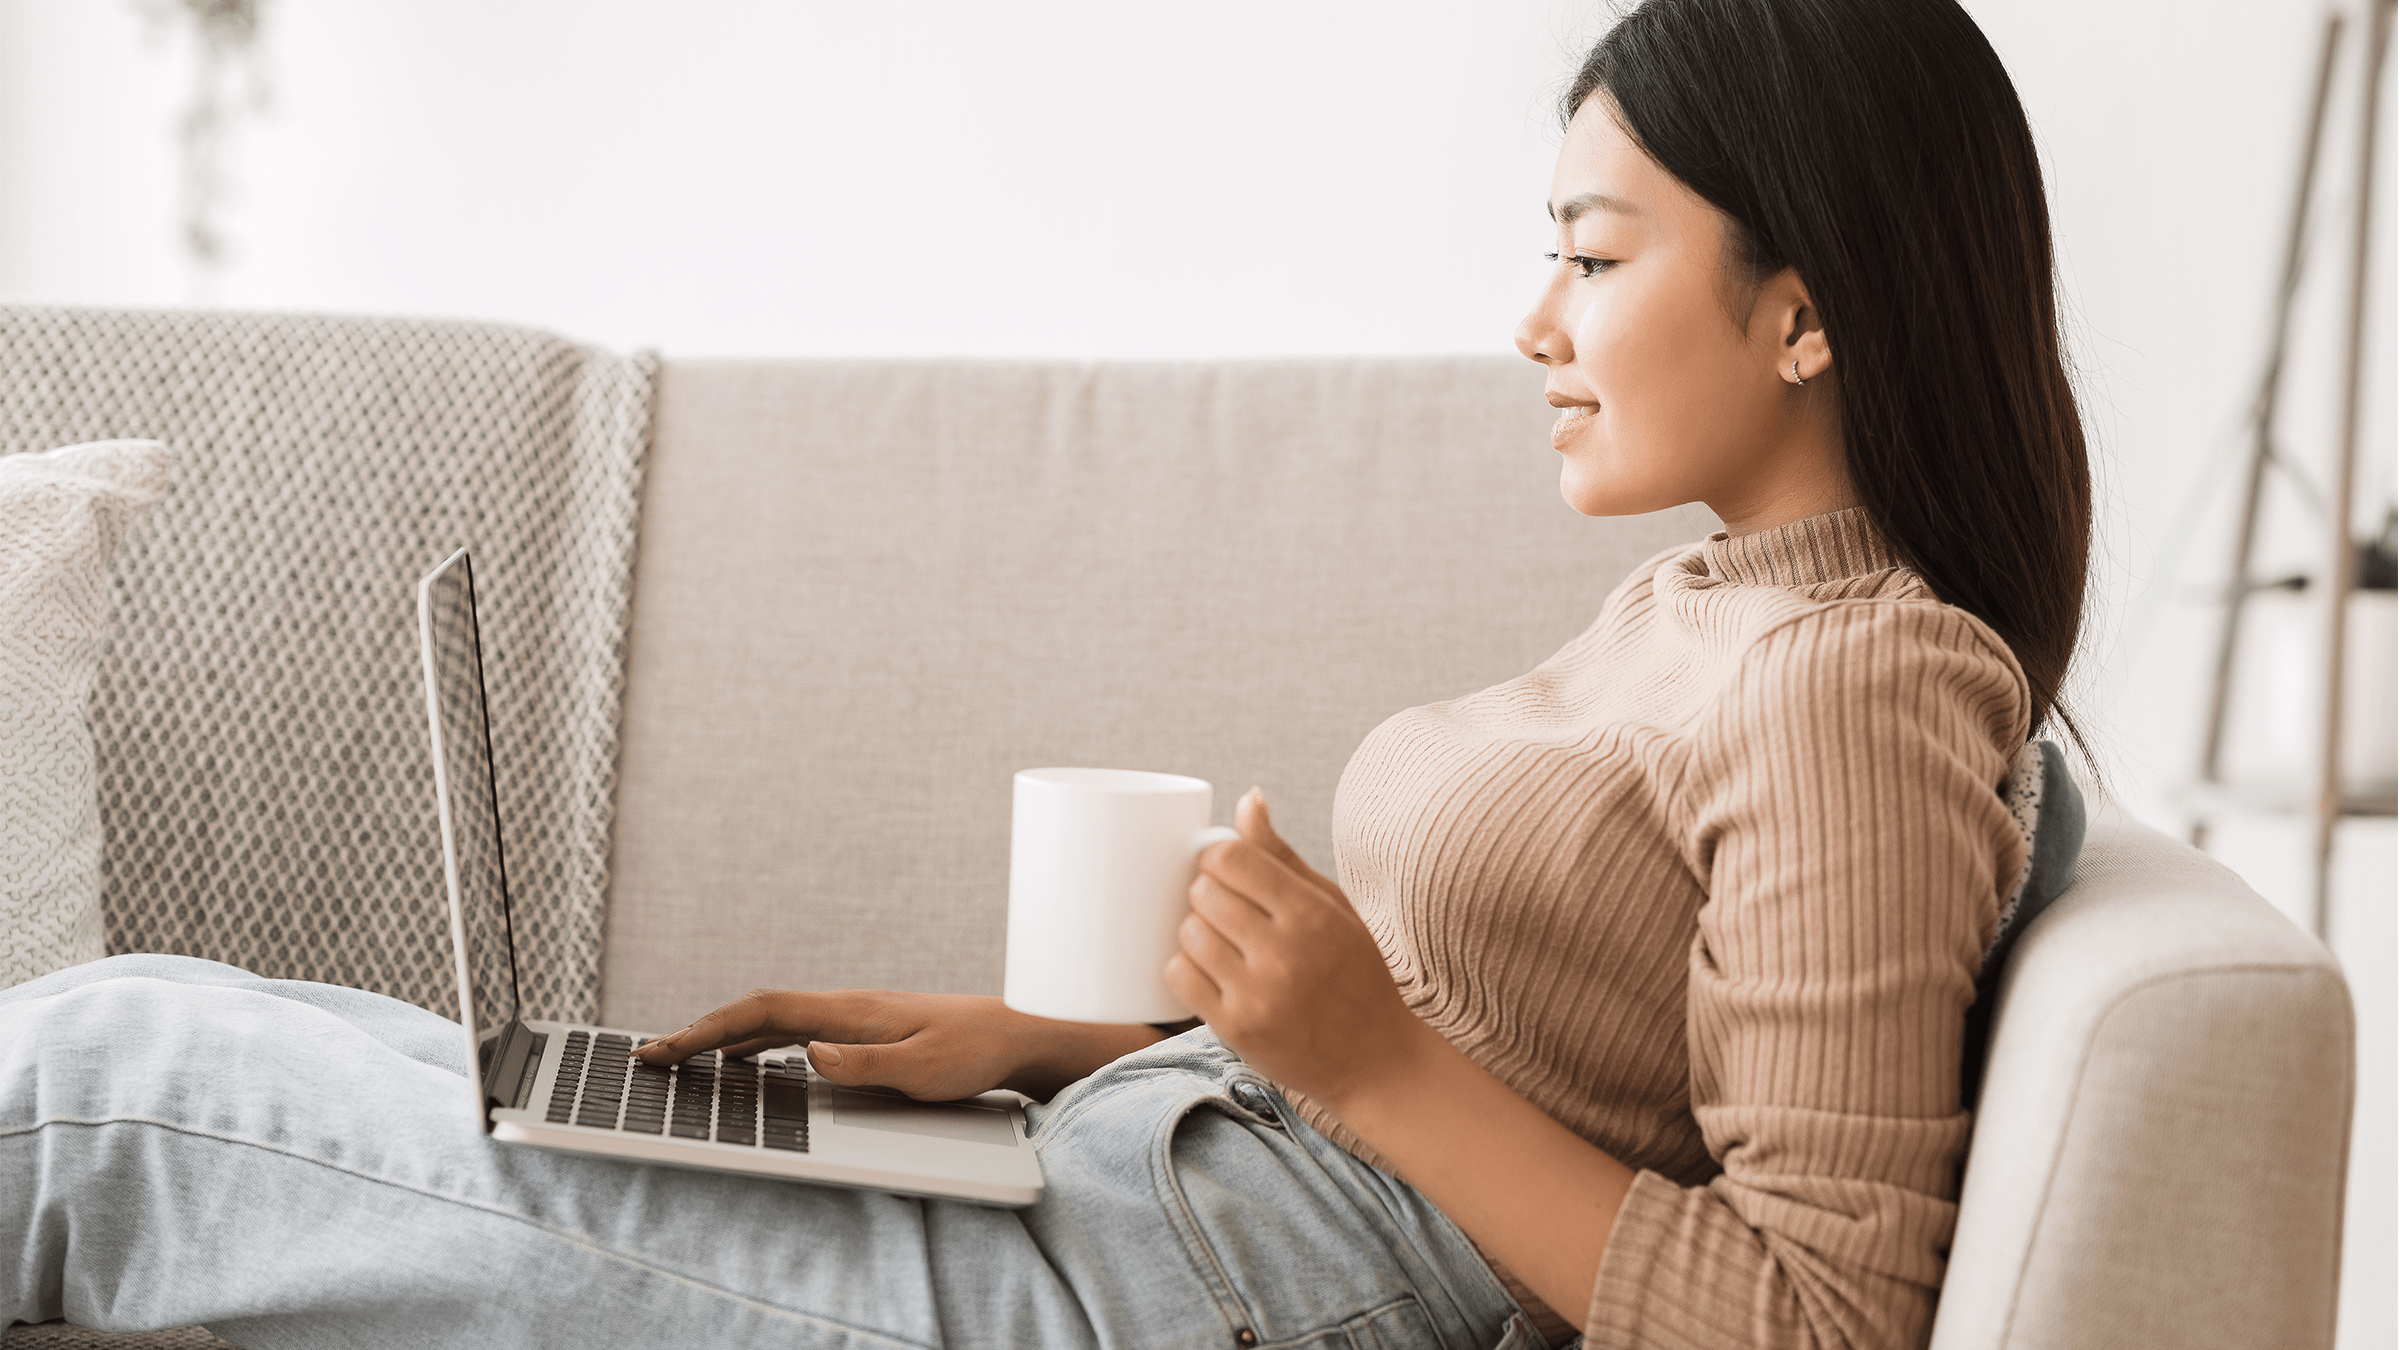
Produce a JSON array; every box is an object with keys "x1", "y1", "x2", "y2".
[{"x1": 762, "y1": 1072, "x2": 809, "y2": 1125}]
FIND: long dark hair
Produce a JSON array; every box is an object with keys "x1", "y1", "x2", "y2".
[{"x1": 1567, "y1": 0, "x2": 2092, "y2": 748}]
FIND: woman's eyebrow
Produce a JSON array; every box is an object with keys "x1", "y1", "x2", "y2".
[{"x1": 1547, "y1": 191, "x2": 1641, "y2": 224}]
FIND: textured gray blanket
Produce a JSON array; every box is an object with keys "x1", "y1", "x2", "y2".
[{"x1": 0, "y1": 307, "x2": 652, "y2": 1022}]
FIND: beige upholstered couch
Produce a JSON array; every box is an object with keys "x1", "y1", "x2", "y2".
[{"x1": 5, "y1": 325, "x2": 2353, "y2": 1349}]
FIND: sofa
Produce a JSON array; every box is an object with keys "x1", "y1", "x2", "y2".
[{"x1": 1, "y1": 309, "x2": 2354, "y2": 1349}]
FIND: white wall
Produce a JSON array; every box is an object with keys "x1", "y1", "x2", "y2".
[
  {"x1": 0, "y1": 1, "x2": 1598, "y2": 356},
  {"x1": 1, "y1": 2, "x2": 2390, "y2": 1344}
]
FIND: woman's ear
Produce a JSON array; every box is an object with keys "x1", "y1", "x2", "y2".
[{"x1": 1759, "y1": 270, "x2": 1831, "y2": 385}]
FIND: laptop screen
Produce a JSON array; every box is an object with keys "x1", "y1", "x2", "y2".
[{"x1": 418, "y1": 549, "x2": 524, "y2": 1085}]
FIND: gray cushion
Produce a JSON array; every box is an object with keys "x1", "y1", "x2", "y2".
[{"x1": 1961, "y1": 739, "x2": 2088, "y2": 1107}]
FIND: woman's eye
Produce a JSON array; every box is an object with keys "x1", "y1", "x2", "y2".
[{"x1": 1542, "y1": 252, "x2": 1617, "y2": 279}]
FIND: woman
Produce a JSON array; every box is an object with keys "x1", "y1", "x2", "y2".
[{"x1": 3, "y1": 0, "x2": 2088, "y2": 1346}]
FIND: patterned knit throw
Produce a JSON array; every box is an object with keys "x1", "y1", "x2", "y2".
[{"x1": 0, "y1": 307, "x2": 653, "y2": 1023}]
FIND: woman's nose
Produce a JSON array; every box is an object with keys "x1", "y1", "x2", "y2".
[
  {"x1": 1514, "y1": 278, "x2": 1571, "y2": 366},
  {"x1": 1513, "y1": 315, "x2": 1552, "y2": 364}
]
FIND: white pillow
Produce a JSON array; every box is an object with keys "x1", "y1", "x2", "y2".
[{"x1": 1, "y1": 439, "x2": 173, "y2": 988}]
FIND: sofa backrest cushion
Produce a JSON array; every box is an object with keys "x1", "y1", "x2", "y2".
[{"x1": 603, "y1": 357, "x2": 1709, "y2": 1027}]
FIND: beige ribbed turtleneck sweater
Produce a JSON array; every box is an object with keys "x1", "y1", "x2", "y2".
[{"x1": 1285, "y1": 506, "x2": 2031, "y2": 1349}]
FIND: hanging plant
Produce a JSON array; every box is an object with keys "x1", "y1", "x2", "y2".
[{"x1": 134, "y1": 0, "x2": 270, "y2": 277}]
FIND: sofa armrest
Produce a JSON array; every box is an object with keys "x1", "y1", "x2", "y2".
[{"x1": 1933, "y1": 801, "x2": 2353, "y2": 1350}]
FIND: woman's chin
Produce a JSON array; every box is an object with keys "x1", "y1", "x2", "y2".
[
  {"x1": 1559, "y1": 474, "x2": 1627, "y2": 518},
  {"x1": 1558, "y1": 461, "x2": 1677, "y2": 519}
]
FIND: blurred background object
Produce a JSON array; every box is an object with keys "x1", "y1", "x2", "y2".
[
  {"x1": 126, "y1": 0, "x2": 267, "y2": 290},
  {"x1": 2188, "y1": 5, "x2": 2395, "y2": 945},
  {"x1": 0, "y1": 2, "x2": 2387, "y2": 1346}
]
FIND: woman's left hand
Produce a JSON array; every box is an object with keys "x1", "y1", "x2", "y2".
[{"x1": 1164, "y1": 788, "x2": 1430, "y2": 1108}]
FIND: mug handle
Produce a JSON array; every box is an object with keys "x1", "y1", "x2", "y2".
[{"x1": 1194, "y1": 824, "x2": 1240, "y2": 853}]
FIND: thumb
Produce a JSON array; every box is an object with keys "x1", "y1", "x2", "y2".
[
  {"x1": 1234, "y1": 788, "x2": 1345, "y2": 901},
  {"x1": 807, "y1": 1039, "x2": 901, "y2": 1087}
]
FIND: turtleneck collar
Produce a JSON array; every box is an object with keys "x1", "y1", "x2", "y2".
[{"x1": 1702, "y1": 506, "x2": 1897, "y2": 587}]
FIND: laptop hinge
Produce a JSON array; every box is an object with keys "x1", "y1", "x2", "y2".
[{"x1": 486, "y1": 1019, "x2": 548, "y2": 1114}]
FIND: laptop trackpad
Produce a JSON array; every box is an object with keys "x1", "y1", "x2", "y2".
[{"x1": 828, "y1": 1086, "x2": 1018, "y2": 1147}]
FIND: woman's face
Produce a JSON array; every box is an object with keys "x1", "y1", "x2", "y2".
[{"x1": 1515, "y1": 96, "x2": 1847, "y2": 532}]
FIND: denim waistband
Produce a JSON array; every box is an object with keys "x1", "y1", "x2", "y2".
[{"x1": 1024, "y1": 1028, "x2": 1544, "y2": 1350}]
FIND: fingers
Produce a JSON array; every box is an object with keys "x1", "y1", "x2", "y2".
[
  {"x1": 631, "y1": 989, "x2": 1044, "y2": 1102},
  {"x1": 1177, "y1": 906, "x2": 1249, "y2": 975},
  {"x1": 1198, "y1": 826, "x2": 1345, "y2": 923},
  {"x1": 1234, "y1": 787, "x2": 1307, "y2": 872},
  {"x1": 1163, "y1": 950, "x2": 1222, "y2": 1020},
  {"x1": 1233, "y1": 787, "x2": 1350, "y2": 906},
  {"x1": 712, "y1": 1034, "x2": 798, "y2": 1060},
  {"x1": 1188, "y1": 865, "x2": 1272, "y2": 935},
  {"x1": 634, "y1": 988, "x2": 823, "y2": 1065},
  {"x1": 644, "y1": 1033, "x2": 796, "y2": 1065}
]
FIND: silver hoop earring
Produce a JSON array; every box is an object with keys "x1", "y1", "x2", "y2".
[{"x1": 1790, "y1": 360, "x2": 1806, "y2": 387}]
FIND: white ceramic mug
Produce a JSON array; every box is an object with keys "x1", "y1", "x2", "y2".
[{"x1": 1001, "y1": 767, "x2": 1240, "y2": 1024}]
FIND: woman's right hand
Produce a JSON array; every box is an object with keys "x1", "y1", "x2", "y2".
[{"x1": 628, "y1": 988, "x2": 1162, "y2": 1103}]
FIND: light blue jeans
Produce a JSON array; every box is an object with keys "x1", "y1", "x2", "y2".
[{"x1": 2, "y1": 956, "x2": 1541, "y2": 1349}]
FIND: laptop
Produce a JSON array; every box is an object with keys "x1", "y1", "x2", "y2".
[{"x1": 418, "y1": 547, "x2": 1045, "y2": 1206}]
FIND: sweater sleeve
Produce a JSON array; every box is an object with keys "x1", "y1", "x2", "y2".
[{"x1": 1584, "y1": 601, "x2": 2030, "y2": 1350}]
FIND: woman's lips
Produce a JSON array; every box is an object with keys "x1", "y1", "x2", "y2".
[{"x1": 1550, "y1": 404, "x2": 1597, "y2": 451}]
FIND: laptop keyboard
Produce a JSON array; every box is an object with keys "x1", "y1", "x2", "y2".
[{"x1": 543, "y1": 1030, "x2": 810, "y2": 1153}]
